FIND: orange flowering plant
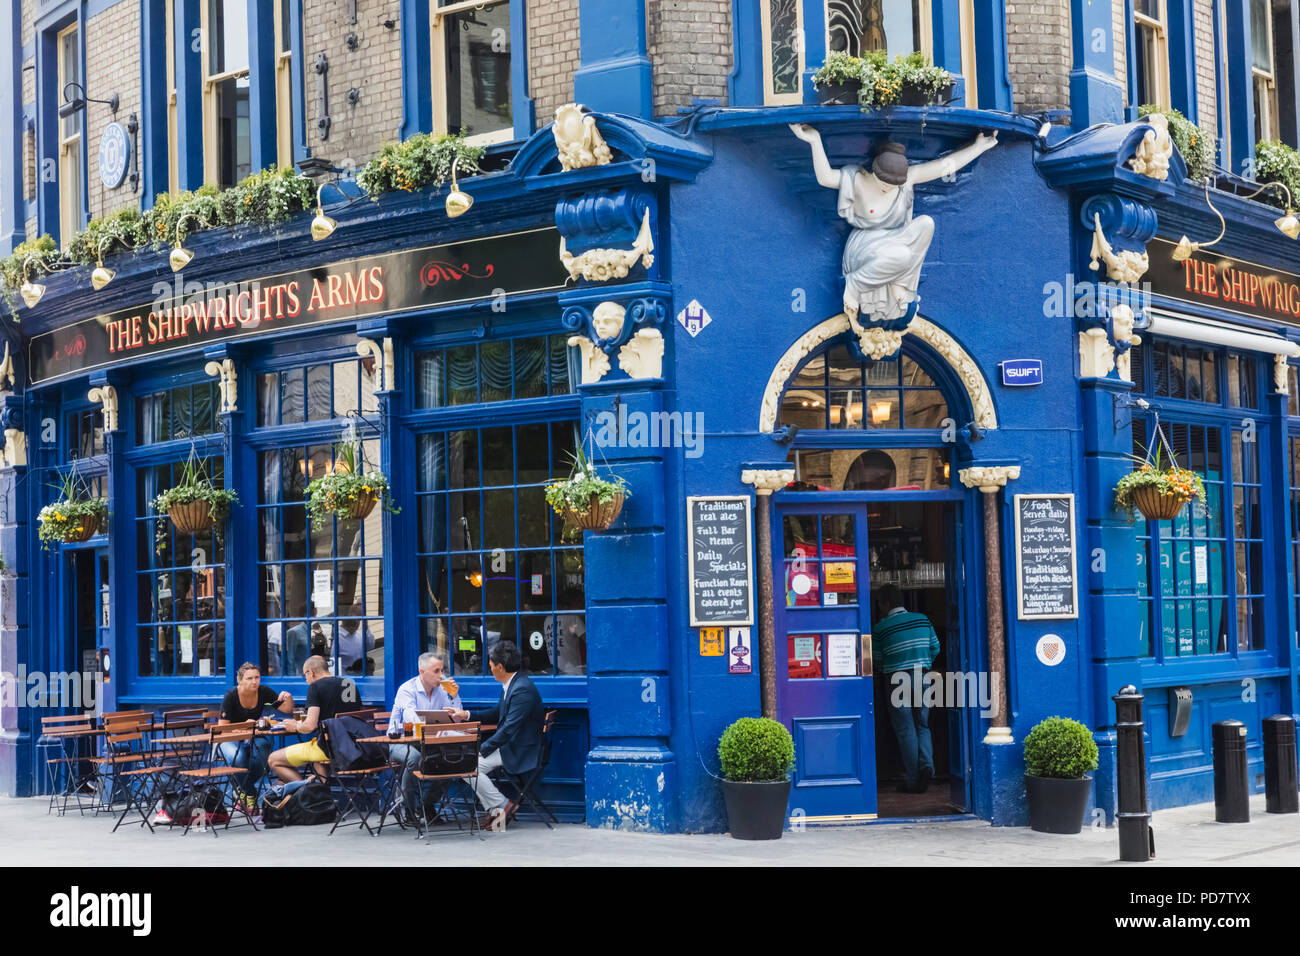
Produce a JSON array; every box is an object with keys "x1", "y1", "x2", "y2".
[
  {"x1": 1114, "y1": 444, "x2": 1207, "y2": 522},
  {"x1": 304, "y1": 438, "x2": 397, "y2": 530}
]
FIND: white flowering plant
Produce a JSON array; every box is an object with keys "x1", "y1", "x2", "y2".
[
  {"x1": 545, "y1": 446, "x2": 628, "y2": 539},
  {"x1": 38, "y1": 471, "x2": 108, "y2": 549},
  {"x1": 305, "y1": 439, "x2": 397, "y2": 530}
]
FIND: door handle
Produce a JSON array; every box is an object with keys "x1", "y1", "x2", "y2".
[{"x1": 861, "y1": 633, "x2": 872, "y2": 677}]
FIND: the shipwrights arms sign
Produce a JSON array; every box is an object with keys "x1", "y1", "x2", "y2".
[
  {"x1": 29, "y1": 227, "x2": 568, "y2": 384},
  {"x1": 1148, "y1": 237, "x2": 1300, "y2": 325}
]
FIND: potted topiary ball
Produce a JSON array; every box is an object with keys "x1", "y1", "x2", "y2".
[
  {"x1": 717, "y1": 716, "x2": 795, "y2": 840},
  {"x1": 1023, "y1": 716, "x2": 1099, "y2": 834}
]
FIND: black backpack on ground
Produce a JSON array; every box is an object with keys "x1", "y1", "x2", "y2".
[
  {"x1": 162, "y1": 786, "x2": 225, "y2": 823},
  {"x1": 259, "y1": 781, "x2": 337, "y2": 828}
]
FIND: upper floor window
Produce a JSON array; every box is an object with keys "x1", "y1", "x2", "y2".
[
  {"x1": 57, "y1": 24, "x2": 83, "y2": 247},
  {"x1": 166, "y1": 0, "x2": 179, "y2": 194},
  {"x1": 1134, "y1": 0, "x2": 1170, "y2": 109},
  {"x1": 275, "y1": 0, "x2": 296, "y2": 166},
  {"x1": 203, "y1": 0, "x2": 252, "y2": 187},
  {"x1": 828, "y1": 0, "x2": 928, "y2": 60},
  {"x1": 431, "y1": 0, "x2": 513, "y2": 145},
  {"x1": 1250, "y1": 0, "x2": 1295, "y2": 145}
]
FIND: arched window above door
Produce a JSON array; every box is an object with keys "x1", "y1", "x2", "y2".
[{"x1": 777, "y1": 339, "x2": 950, "y2": 432}]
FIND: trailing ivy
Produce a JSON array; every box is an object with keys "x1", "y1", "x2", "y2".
[
  {"x1": 356, "y1": 133, "x2": 485, "y2": 198},
  {"x1": 1137, "y1": 105, "x2": 1214, "y2": 183},
  {"x1": 1255, "y1": 139, "x2": 1300, "y2": 211}
]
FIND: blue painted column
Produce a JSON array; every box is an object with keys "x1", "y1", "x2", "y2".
[
  {"x1": 1264, "y1": 390, "x2": 1298, "y2": 719},
  {"x1": 1069, "y1": 0, "x2": 1125, "y2": 129},
  {"x1": 579, "y1": 377, "x2": 677, "y2": 831},
  {"x1": 573, "y1": 0, "x2": 652, "y2": 118},
  {"x1": 0, "y1": 394, "x2": 32, "y2": 796},
  {"x1": 1223, "y1": 1, "x2": 1255, "y2": 176},
  {"x1": 95, "y1": 381, "x2": 126, "y2": 715},
  {"x1": 1079, "y1": 370, "x2": 1144, "y2": 823},
  {"x1": 246, "y1": 0, "x2": 278, "y2": 173},
  {"x1": 174, "y1": 0, "x2": 204, "y2": 191},
  {"x1": 139, "y1": 0, "x2": 170, "y2": 203},
  {"x1": 972, "y1": 0, "x2": 1014, "y2": 111},
  {"x1": 1166, "y1": 0, "x2": 1199, "y2": 122}
]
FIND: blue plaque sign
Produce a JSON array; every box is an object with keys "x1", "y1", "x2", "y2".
[
  {"x1": 99, "y1": 122, "x2": 130, "y2": 190},
  {"x1": 1000, "y1": 358, "x2": 1043, "y2": 387}
]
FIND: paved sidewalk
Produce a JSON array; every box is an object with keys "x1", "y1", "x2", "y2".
[{"x1": 1, "y1": 794, "x2": 1296, "y2": 866}]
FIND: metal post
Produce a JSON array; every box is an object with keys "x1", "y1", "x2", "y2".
[
  {"x1": 1263, "y1": 715, "x2": 1298, "y2": 814},
  {"x1": 1113, "y1": 684, "x2": 1153, "y2": 861},
  {"x1": 981, "y1": 489, "x2": 1010, "y2": 741},
  {"x1": 755, "y1": 495, "x2": 777, "y2": 719},
  {"x1": 1212, "y1": 719, "x2": 1251, "y2": 823}
]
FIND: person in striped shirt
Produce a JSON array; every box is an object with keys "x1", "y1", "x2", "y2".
[{"x1": 873, "y1": 585, "x2": 941, "y2": 794}]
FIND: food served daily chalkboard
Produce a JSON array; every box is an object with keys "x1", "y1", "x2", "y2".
[
  {"x1": 687, "y1": 496, "x2": 755, "y2": 626},
  {"x1": 1013, "y1": 494, "x2": 1078, "y2": 620}
]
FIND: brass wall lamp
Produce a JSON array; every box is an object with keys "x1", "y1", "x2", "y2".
[{"x1": 1173, "y1": 180, "x2": 1299, "y2": 261}]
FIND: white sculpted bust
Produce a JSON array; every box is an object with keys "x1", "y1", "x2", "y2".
[{"x1": 790, "y1": 124, "x2": 998, "y2": 323}]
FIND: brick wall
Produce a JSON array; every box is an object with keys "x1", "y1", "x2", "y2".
[
  {"x1": 528, "y1": 0, "x2": 579, "y2": 124},
  {"x1": 1194, "y1": 0, "x2": 1217, "y2": 137},
  {"x1": 1005, "y1": 1, "x2": 1071, "y2": 113},
  {"x1": 21, "y1": 0, "x2": 33, "y2": 49},
  {"x1": 647, "y1": 0, "x2": 731, "y2": 116},
  {"x1": 303, "y1": 0, "x2": 404, "y2": 171},
  {"x1": 22, "y1": 68, "x2": 34, "y2": 207},
  {"x1": 84, "y1": 1, "x2": 143, "y2": 220},
  {"x1": 1114, "y1": 0, "x2": 1127, "y2": 107}
]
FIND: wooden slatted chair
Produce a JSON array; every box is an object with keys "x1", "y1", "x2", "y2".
[
  {"x1": 39, "y1": 713, "x2": 96, "y2": 815},
  {"x1": 88, "y1": 713, "x2": 156, "y2": 815},
  {"x1": 411, "y1": 721, "x2": 482, "y2": 840},
  {"x1": 175, "y1": 721, "x2": 260, "y2": 836}
]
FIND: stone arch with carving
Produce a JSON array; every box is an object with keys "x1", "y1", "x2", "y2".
[{"x1": 758, "y1": 313, "x2": 998, "y2": 433}]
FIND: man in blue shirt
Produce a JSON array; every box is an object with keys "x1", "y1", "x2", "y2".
[
  {"x1": 873, "y1": 585, "x2": 941, "y2": 794},
  {"x1": 389, "y1": 651, "x2": 463, "y2": 822}
]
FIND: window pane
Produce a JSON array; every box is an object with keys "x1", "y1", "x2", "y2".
[
  {"x1": 766, "y1": 0, "x2": 801, "y2": 95},
  {"x1": 210, "y1": 0, "x2": 250, "y2": 74},
  {"x1": 416, "y1": 351, "x2": 444, "y2": 408},
  {"x1": 213, "y1": 75, "x2": 251, "y2": 187},
  {"x1": 442, "y1": 0, "x2": 512, "y2": 139},
  {"x1": 1251, "y1": 0, "x2": 1272, "y2": 72}
]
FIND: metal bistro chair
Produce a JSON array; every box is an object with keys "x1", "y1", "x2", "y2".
[
  {"x1": 154, "y1": 710, "x2": 209, "y2": 771},
  {"x1": 39, "y1": 713, "x2": 96, "y2": 815},
  {"x1": 176, "y1": 721, "x2": 262, "y2": 836},
  {"x1": 321, "y1": 718, "x2": 392, "y2": 837},
  {"x1": 411, "y1": 721, "x2": 482, "y2": 840},
  {"x1": 87, "y1": 713, "x2": 156, "y2": 816},
  {"x1": 494, "y1": 709, "x2": 561, "y2": 829}
]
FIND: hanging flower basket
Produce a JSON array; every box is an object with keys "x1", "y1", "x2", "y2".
[
  {"x1": 168, "y1": 499, "x2": 213, "y2": 535},
  {"x1": 304, "y1": 436, "x2": 396, "y2": 529},
  {"x1": 563, "y1": 490, "x2": 626, "y2": 532},
  {"x1": 546, "y1": 445, "x2": 629, "y2": 540},
  {"x1": 37, "y1": 469, "x2": 109, "y2": 549},
  {"x1": 1128, "y1": 485, "x2": 1190, "y2": 522},
  {"x1": 1114, "y1": 437, "x2": 1206, "y2": 523},
  {"x1": 60, "y1": 513, "x2": 101, "y2": 543}
]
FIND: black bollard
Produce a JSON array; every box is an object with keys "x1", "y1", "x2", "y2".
[
  {"x1": 1113, "y1": 684, "x2": 1153, "y2": 862},
  {"x1": 1263, "y1": 715, "x2": 1298, "y2": 815},
  {"x1": 1211, "y1": 720, "x2": 1250, "y2": 823}
]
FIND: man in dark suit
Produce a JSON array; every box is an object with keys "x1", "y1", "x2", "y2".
[{"x1": 446, "y1": 641, "x2": 544, "y2": 829}]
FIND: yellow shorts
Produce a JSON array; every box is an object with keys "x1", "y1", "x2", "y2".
[{"x1": 282, "y1": 738, "x2": 329, "y2": 767}]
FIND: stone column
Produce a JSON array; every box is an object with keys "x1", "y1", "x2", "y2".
[
  {"x1": 741, "y1": 468, "x2": 793, "y2": 719},
  {"x1": 959, "y1": 465, "x2": 1020, "y2": 744}
]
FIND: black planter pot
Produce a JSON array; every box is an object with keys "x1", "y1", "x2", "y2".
[
  {"x1": 817, "y1": 79, "x2": 862, "y2": 106},
  {"x1": 1024, "y1": 774, "x2": 1093, "y2": 834},
  {"x1": 721, "y1": 778, "x2": 791, "y2": 840},
  {"x1": 894, "y1": 79, "x2": 956, "y2": 107}
]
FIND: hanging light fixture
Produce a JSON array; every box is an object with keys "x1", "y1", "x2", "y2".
[
  {"x1": 91, "y1": 237, "x2": 115, "y2": 290},
  {"x1": 870, "y1": 400, "x2": 892, "y2": 424},
  {"x1": 19, "y1": 253, "x2": 46, "y2": 308},
  {"x1": 311, "y1": 181, "x2": 353, "y2": 241},
  {"x1": 169, "y1": 213, "x2": 204, "y2": 272},
  {"x1": 445, "y1": 158, "x2": 473, "y2": 218},
  {"x1": 1173, "y1": 179, "x2": 1299, "y2": 261}
]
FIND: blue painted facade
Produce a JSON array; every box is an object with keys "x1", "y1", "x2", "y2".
[{"x1": 1, "y1": 0, "x2": 1299, "y2": 832}]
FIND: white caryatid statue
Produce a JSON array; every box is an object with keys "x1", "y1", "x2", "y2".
[{"x1": 790, "y1": 124, "x2": 998, "y2": 324}]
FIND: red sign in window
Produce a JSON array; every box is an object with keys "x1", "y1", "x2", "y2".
[{"x1": 787, "y1": 634, "x2": 823, "y2": 679}]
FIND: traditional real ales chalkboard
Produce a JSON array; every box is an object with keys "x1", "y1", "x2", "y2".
[
  {"x1": 687, "y1": 496, "x2": 755, "y2": 626},
  {"x1": 1013, "y1": 494, "x2": 1078, "y2": 620}
]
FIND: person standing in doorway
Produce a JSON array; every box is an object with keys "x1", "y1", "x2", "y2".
[{"x1": 873, "y1": 585, "x2": 940, "y2": 794}]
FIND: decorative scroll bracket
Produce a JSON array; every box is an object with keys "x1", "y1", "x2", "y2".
[
  {"x1": 87, "y1": 384, "x2": 119, "y2": 433},
  {"x1": 204, "y1": 358, "x2": 238, "y2": 413}
]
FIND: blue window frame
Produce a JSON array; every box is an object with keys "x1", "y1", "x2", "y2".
[
  {"x1": 135, "y1": 456, "x2": 229, "y2": 677},
  {"x1": 415, "y1": 333, "x2": 572, "y2": 408},
  {"x1": 1129, "y1": 339, "x2": 1274, "y2": 662},
  {"x1": 137, "y1": 380, "x2": 221, "y2": 444}
]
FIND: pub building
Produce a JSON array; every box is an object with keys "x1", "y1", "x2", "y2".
[{"x1": 3, "y1": 13, "x2": 1299, "y2": 833}]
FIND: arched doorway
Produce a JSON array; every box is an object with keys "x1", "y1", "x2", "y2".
[{"x1": 769, "y1": 332, "x2": 975, "y2": 821}]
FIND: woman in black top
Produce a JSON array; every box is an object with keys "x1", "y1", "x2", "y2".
[{"x1": 218, "y1": 663, "x2": 294, "y2": 800}]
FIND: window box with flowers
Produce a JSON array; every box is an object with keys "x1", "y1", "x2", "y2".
[{"x1": 813, "y1": 51, "x2": 955, "y2": 111}]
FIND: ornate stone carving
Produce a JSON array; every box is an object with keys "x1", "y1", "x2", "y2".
[
  {"x1": 0, "y1": 342, "x2": 15, "y2": 391},
  {"x1": 568, "y1": 335, "x2": 611, "y2": 384},
  {"x1": 1089, "y1": 212, "x2": 1149, "y2": 284},
  {"x1": 87, "y1": 385, "x2": 119, "y2": 433},
  {"x1": 355, "y1": 337, "x2": 394, "y2": 396},
  {"x1": 847, "y1": 317, "x2": 905, "y2": 360},
  {"x1": 559, "y1": 209, "x2": 654, "y2": 282},
  {"x1": 618, "y1": 328, "x2": 664, "y2": 380},
  {"x1": 204, "y1": 358, "x2": 239, "y2": 413},
  {"x1": 1, "y1": 428, "x2": 26, "y2": 468},
  {"x1": 1110, "y1": 304, "x2": 1140, "y2": 382},
  {"x1": 1276, "y1": 353, "x2": 1291, "y2": 395},
  {"x1": 742, "y1": 468, "x2": 795, "y2": 496},
  {"x1": 958, "y1": 465, "x2": 1021, "y2": 492},
  {"x1": 1127, "y1": 113, "x2": 1173, "y2": 181},
  {"x1": 592, "y1": 301, "x2": 626, "y2": 342},
  {"x1": 758, "y1": 313, "x2": 998, "y2": 433},
  {"x1": 1079, "y1": 327, "x2": 1115, "y2": 379},
  {"x1": 553, "y1": 104, "x2": 613, "y2": 172}
]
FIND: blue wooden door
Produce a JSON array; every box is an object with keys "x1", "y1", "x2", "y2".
[{"x1": 774, "y1": 501, "x2": 876, "y2": 820}]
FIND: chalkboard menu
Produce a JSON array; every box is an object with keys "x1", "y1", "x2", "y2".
[
  {"x1": 1013, "y1": 494, "x2": 1078, "y2": 620},
  {"x1": 687, "y1": 496, "x2": 755, "y2": 626}
]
